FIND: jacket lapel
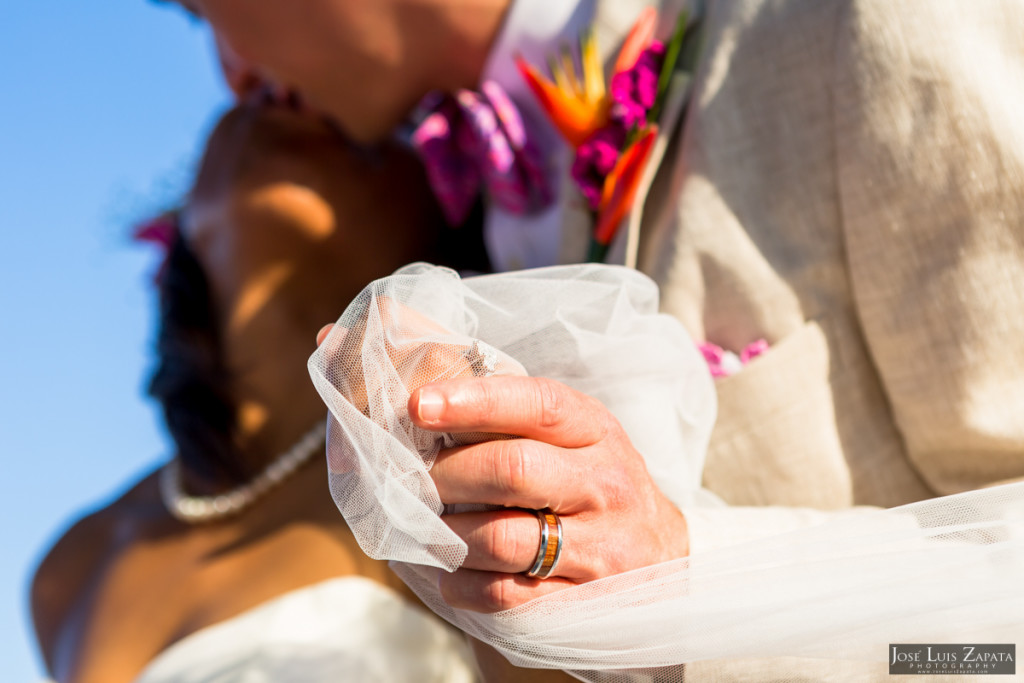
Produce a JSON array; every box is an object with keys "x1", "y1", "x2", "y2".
[{"x1": 600, "y1": 0, "x2": 704, "y2": 267}]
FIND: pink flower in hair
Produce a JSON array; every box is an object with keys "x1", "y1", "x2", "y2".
[{"x1": 133, "y1": 212, "x2": 179, "y2": 282}]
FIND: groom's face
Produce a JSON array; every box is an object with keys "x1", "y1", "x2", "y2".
[{"x1": 171, "y1": 0, "x2": 423, "y2": 143}]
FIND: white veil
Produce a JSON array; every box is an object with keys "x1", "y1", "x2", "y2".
[{"x1": 308, "y1": 263, "x2": 1024, "y2": 681}]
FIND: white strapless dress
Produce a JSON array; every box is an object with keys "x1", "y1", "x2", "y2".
[{"x1": 133, "y1": 576, "x2": 479, "y2": 683}]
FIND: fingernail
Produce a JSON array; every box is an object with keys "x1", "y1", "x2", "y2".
[
  {"x1": 417, "y1": 389, "x2": 445, "y2": 423},
  {"x1": 316, "y1": 324, "x2": 333, "y2": 346}
]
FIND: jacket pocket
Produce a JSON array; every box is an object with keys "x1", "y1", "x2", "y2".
[{"x1": 702, "y1": 318, "x2": 855, "y2": 508}]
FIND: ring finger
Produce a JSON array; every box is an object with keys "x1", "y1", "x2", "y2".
[{"x1": 444, "y1": 508, "x2": 576, "y2": 578}]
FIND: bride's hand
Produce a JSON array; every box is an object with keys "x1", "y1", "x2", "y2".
[{"x1": 408, "y1": 375, "x2": 691, "y2": 612}]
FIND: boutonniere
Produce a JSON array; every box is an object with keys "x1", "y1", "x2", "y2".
[{"x1": 516, "y1": 7, "x2": 694, "y2": 262}]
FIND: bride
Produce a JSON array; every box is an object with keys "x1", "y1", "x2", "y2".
[
  {"x1": 37, "y1": 0, "x2": 1024, "y2": 679},
  {"x1": 28, "y1": 95, "x2": 512, "y2": 683}
]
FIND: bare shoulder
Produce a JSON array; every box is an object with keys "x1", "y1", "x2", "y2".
[{"x1": 30, "y1": 466, "x2": 168, "y2": 671}]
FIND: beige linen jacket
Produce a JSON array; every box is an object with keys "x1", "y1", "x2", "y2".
[
  {"x1": 574, "y1": 0, "x2": 1024, "y2": 678},
  {"x1": 587, "y1": 0, "x2": 1024, "y2": 519}
]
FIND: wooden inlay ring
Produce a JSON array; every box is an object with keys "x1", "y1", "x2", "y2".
[{"x1": 525, "y1": 508, "x2": 563, "y2": 579}]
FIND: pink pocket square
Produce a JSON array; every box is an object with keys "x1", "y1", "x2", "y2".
[{"x1": 699, "y1": 339, "x2": 769, "y2": 378}]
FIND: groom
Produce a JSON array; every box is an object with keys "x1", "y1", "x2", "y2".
[{"x1": 173, "y1": 0, "x2": 1024, "y2": 679}]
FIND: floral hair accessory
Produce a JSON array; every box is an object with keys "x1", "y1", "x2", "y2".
[
  {"x1": 517, "y1": 7, "x2": 696, "y2": 262},
  {"x1": 133, "y1": 211, "x2": 180, "y2": 282}
]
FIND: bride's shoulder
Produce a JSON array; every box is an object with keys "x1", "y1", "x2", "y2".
[{"x1": 30, "y1": 466, "x2": 169, "y2": 668}]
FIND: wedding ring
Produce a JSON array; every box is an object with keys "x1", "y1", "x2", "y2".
[
  {"x1": 463, "y1": 339, "x2": 498, "y2": 377},
  {"x1": 525, "y1": 508, "x2": 563, "y2": 579}
]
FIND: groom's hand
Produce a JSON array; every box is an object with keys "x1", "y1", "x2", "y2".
[{"x1": 409, "y1": 375, "x2": 690, "y2": 612}]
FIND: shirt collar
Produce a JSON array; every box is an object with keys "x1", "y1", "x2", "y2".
[{"x1": 477, "y1": 0, "x2": 597, "y2": 272}]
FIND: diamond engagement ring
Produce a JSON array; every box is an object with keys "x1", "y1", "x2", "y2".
[{"x1": 463, "y1": 339, "x2": 498, "y2": 377}]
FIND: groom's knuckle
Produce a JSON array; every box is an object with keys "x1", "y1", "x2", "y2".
[
  {"x1": 495, "y1": 441, "x2": 534, "y2": 497},
  {"x1": 485, "y1": 511, "x2": 524, "y2": 563},
  {"x1": 437, "y1": 573, "x2": 460, "y2": 606},
  {"x1": 482, "y1": 575, "x2": 519, "y2": 612},
  {"x1": 484, "y1": 515, "x2": 509, "y2": 558},
  {"x1": 534, "y1": 378, "x2": 566, "y2": 429},
  {"x1": 470, "y1": 379, "x2": 501, "y2": 421}
]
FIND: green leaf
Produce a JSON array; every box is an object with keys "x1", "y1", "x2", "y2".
[
  {"x1": 586, "y1": 239, "x2": 610, "y2": 263},
  {"x1": 650, "y1": 9, "x2": 690, "y2": 124}
]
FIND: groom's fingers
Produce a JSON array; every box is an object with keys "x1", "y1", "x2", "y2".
[
  {"x1": 438, "y1": 569, "x2": 574, "y2": 613},
  {"x1": 409, "y1": 376, "x2": 609, "y2": 449},
  {"x1": 431, "y1": 439, "x2": 593, "y2": 512},
  {"x1": 442, "y1": 509, "x2": 547, "y2": 573},
  {"x1": 442, "y1": 508, "x2": 591, "y2": 580}
]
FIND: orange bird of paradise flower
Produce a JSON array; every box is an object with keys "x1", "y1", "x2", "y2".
[
  {"x1": 515, "y1": 7, "x2": 658, "y2": 148},
  {"x1": 516, "y1": 7, "x2": 669, "y2": 260}
]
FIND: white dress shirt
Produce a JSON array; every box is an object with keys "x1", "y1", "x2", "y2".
[{"x1": 479, "y1": 0, "x2": 593, "y2": 272}]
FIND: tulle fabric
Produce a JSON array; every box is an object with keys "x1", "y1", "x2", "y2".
[
  {"x1": 308, "y1": 264, "x2": 1024, "y2": 681},
  {"x1": 308, "y1": 263, "x2": 718, "y2": 573}
]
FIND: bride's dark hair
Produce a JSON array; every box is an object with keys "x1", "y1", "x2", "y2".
[{"x1": 147, "y1": 232, "x2": 251, "y2": 486}]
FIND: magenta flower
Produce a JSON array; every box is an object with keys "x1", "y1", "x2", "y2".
[
  {"x1": 635, "y1": 43, "x2": 665, "y2": 106},
  {"x1": 740, "y1": 338, "x2": 770, "y2": 364},
  {"x1": 609, "y1": 42, "x2": 665, "y2": 129},
  {"x1": 699, "y1": 338, "x2": 771, "y2": 379},
  {"x1": 698, "y1": 342, "x2": 739, "y2": 378},
  {"x1": 571, "y1": 125, "x2": 627, "y2": 210}
]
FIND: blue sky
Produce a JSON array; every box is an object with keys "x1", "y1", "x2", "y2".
[{"x1": 1, "y1": 1, "x2": 228, "y2": 678}]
